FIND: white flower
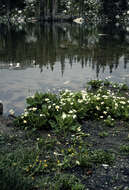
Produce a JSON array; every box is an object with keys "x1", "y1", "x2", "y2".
[
  {"x1": 65, "y1": 89, "x2": 69, "y2": 93},
  {"x1": 96, "y1": 97, "x2": 100, "y2": 100},
  {"x1": 53, "y1": 152, "x2": 58, "y2": 155},
  {"x1": 77, "y1": 127, "x2": 81, "y2": 132},
  {"x1": 23, "y1": 120, "x2": 27, "y2": 124},
  {"x1": 69, "y1": 92, "x2": 73, "y2": 96},
  {"x1": 102, "y1": 95, "x2": 108, "y2": 99},
  {"x1": 63, "y1": 10, "x2": 67, "y2": 13},
  {"x1": 115, "y1": 15, "x2": 120, "y2": 19},
  {"x1": 9, "y1": 109, "x2": 15, "y2": 115},
  {"x1": 18, "y1": 10, "x2": 22, "y2": 14},
  {"x1": 127, "y1": 10, "x2": 129, "y2": 14},
  {"x1": 115, "y1": 103, "x2": 118, "y2": 108},
  {"x1": 55, "y1": 105, "x2": 59, "y2": 111},
  {"x1": 82, "y1": 94, "x2": 86, "y2": 100},
  {"x1": 24, "y1": 112, "x2": 28, "y2": 117},
  {"x1": 62, "y1": 112, "x2": 67, "y2": 120},
  {"x1": 67, "y1": 98, "x2": 71, "y2": 102},
  {"x1": 120, "y1": 101, "x2": 126, "y2": 105},
  {"x1": 67, "y1": 1, "x2": 71, "y2": 5},
  {"x1": 96, "y1": 106, "x2": 100, "y2": 110},
  {"x1": 76, "y1": 160, "x2": 80, "y2": 165},
  {"x1": 100, "y1": 116, "x2": 104, "y2": 119},
  {"x1": 73, "y1": 115, "x2": 76, "y2": 119},
  {"x1": 45, "y1": 98, "x2": 49, "y2": 102},
  {"x1": 48, "y1": 105, "x2": 51, "y2": 109},
  {"x1": 103, "y1": 111, "x2": 107, "y2": 115},
  {"x1": 40, "y1": 114, "x2": 43, "y2": 117},
  {"x1": 78, "y1": 99, "x2": 83, "y2": 103},
  {"x1": 32, "y1": 107, "x2": 37, "y2": 111}
]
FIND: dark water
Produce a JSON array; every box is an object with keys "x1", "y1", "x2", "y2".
[{"x1": 0, "y1": 23, "x2": 129, "y2": 114}]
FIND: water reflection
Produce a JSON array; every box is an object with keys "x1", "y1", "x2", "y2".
[{"x1": 0, "y1": 23, "x2": 129, "y2": 114}]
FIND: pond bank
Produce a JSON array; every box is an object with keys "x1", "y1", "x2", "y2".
[
  {"x1": 0, "y1": 116, "x2": 129, "y2": 189},
  {"x1": 0, "y1": 80, "x2": 129, "y2": 189}
]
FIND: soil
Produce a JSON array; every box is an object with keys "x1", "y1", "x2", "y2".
[
  {"x1": 0, "y1": 115, "x2": 129, "y2": 190},
  {"x1": 81, "y1": 120, "x2": 129, "y2": 190},
  {"x1": 0, "y1": 115, "x2": 15, "y2": 135}
]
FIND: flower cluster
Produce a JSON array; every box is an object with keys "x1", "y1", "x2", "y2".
[{"x1": 14, "y1": 80, "x2": 129, "y2": 131}]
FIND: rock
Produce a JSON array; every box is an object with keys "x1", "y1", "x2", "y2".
[
  {"x1": 0, "y1": 101, "x2": 3, "y2": 115},
  {"x1": 60, "y1": 44, "x2": 67, "y2": 49},
  {"x1": 73, "y1": 17, "x2": 84, "y2": 24},
  {"x1": 102, "y1": 164, "x2": 109, "y2": 169},
  {"x1": 6, "y1": 120, "x2": 14, "y2": 127}
]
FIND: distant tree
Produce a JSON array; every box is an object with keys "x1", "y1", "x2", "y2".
[{"x1": 102, "y1": 0, "x2": 128, "y2": 20}]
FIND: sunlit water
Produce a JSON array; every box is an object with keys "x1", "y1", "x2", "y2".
[{"x1": 0, "y1": 23, "x2": 129, "y2": 115}]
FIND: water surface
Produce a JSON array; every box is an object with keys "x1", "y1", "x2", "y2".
[{"x1": 0, "y1": 23, "x2": 129, "y2": 114}]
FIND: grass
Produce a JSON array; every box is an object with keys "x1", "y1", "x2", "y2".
[{"x1": 0, "y1": 79, "x2": 129, "y2": 189}]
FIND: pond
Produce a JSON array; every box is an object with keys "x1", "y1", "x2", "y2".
[{"x1": 0, "y1": 22, "x2": 129, "y2": 114}]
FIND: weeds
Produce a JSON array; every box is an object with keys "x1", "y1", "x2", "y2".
[
  {"x1": 120, "y1": 145, "x2": 129, "y2": 153},
  {"x1": 1, "y1": 80, "x2": 129, "y2": 189}
]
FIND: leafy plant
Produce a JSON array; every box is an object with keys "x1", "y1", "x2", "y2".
[
  {"x1": 14, "y1": 80, "x2": 129, "y2": 132},
  {"x1": 0, "y1": 167, "x2": 33, "y2": 190},
  {"x1": 98, "y1": 131, "x2": 109, "y2": 138},
  {"x1": 87, "y1": 79, "x2": 103, "y2": 89},
  {"x1": 120, "y1": 145, "x2": 129, "y2": 153}
]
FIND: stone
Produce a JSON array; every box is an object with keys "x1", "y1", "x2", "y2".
[
  {"x1": 0, "y1": 101, "x2": 3, "y2": 115},
  {"x1": 102, "y1": 164, "x2": 109, "y2": 169}
]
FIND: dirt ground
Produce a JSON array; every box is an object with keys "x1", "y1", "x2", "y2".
[{"x1": 0, "y1": 115, "x2": 129, "y2": 190}]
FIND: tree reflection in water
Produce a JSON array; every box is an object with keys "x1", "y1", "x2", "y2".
[{"x1": 0, "y1": 22, "x2": 128, "y2": 77}]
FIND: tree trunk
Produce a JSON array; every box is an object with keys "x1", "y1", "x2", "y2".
[
  {"x1": 7, "y1": 0, "x2": 10, "y2": 20},
  {"x1": 51, "y1": 0, "x2": 57, "y2": 20}
]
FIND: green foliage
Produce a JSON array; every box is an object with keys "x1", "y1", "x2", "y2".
[
  {"x1": 38, "y1": 174, "x2": 85, "y2": 190},
  {"x1": 0, "y1": 167, "x2": 32, "y2": 190},
  {"x1": 98, "y1": 131, "x2": 109, "y2": 138},
  {"x1": 87, "y1": 79, "x2": 103, "y2": 89},
  {"x1": 104, "y1": 116, "x2": 115, "y2": 127},
  {"x1": 120, "y1": 84, "x2": 129, "y2": 91},
  {"x1": 90, "y1": 150, "x2": 115, "y2": 164},
  {"x1": 120, "y1": 144, "x2": 129, "y2": 153},
  {"x1": 77, "y1": 149, "x2": 114, "y2": 168},
  {"x1": 0, "y1": 147, "x2": 34, "y2": 190},
  {"x1": 0, "y1": 133, "x2": 6, "y2": 144},
  {"x1": 14, "y1": 80, "x2": 129, "y2": 132}
]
